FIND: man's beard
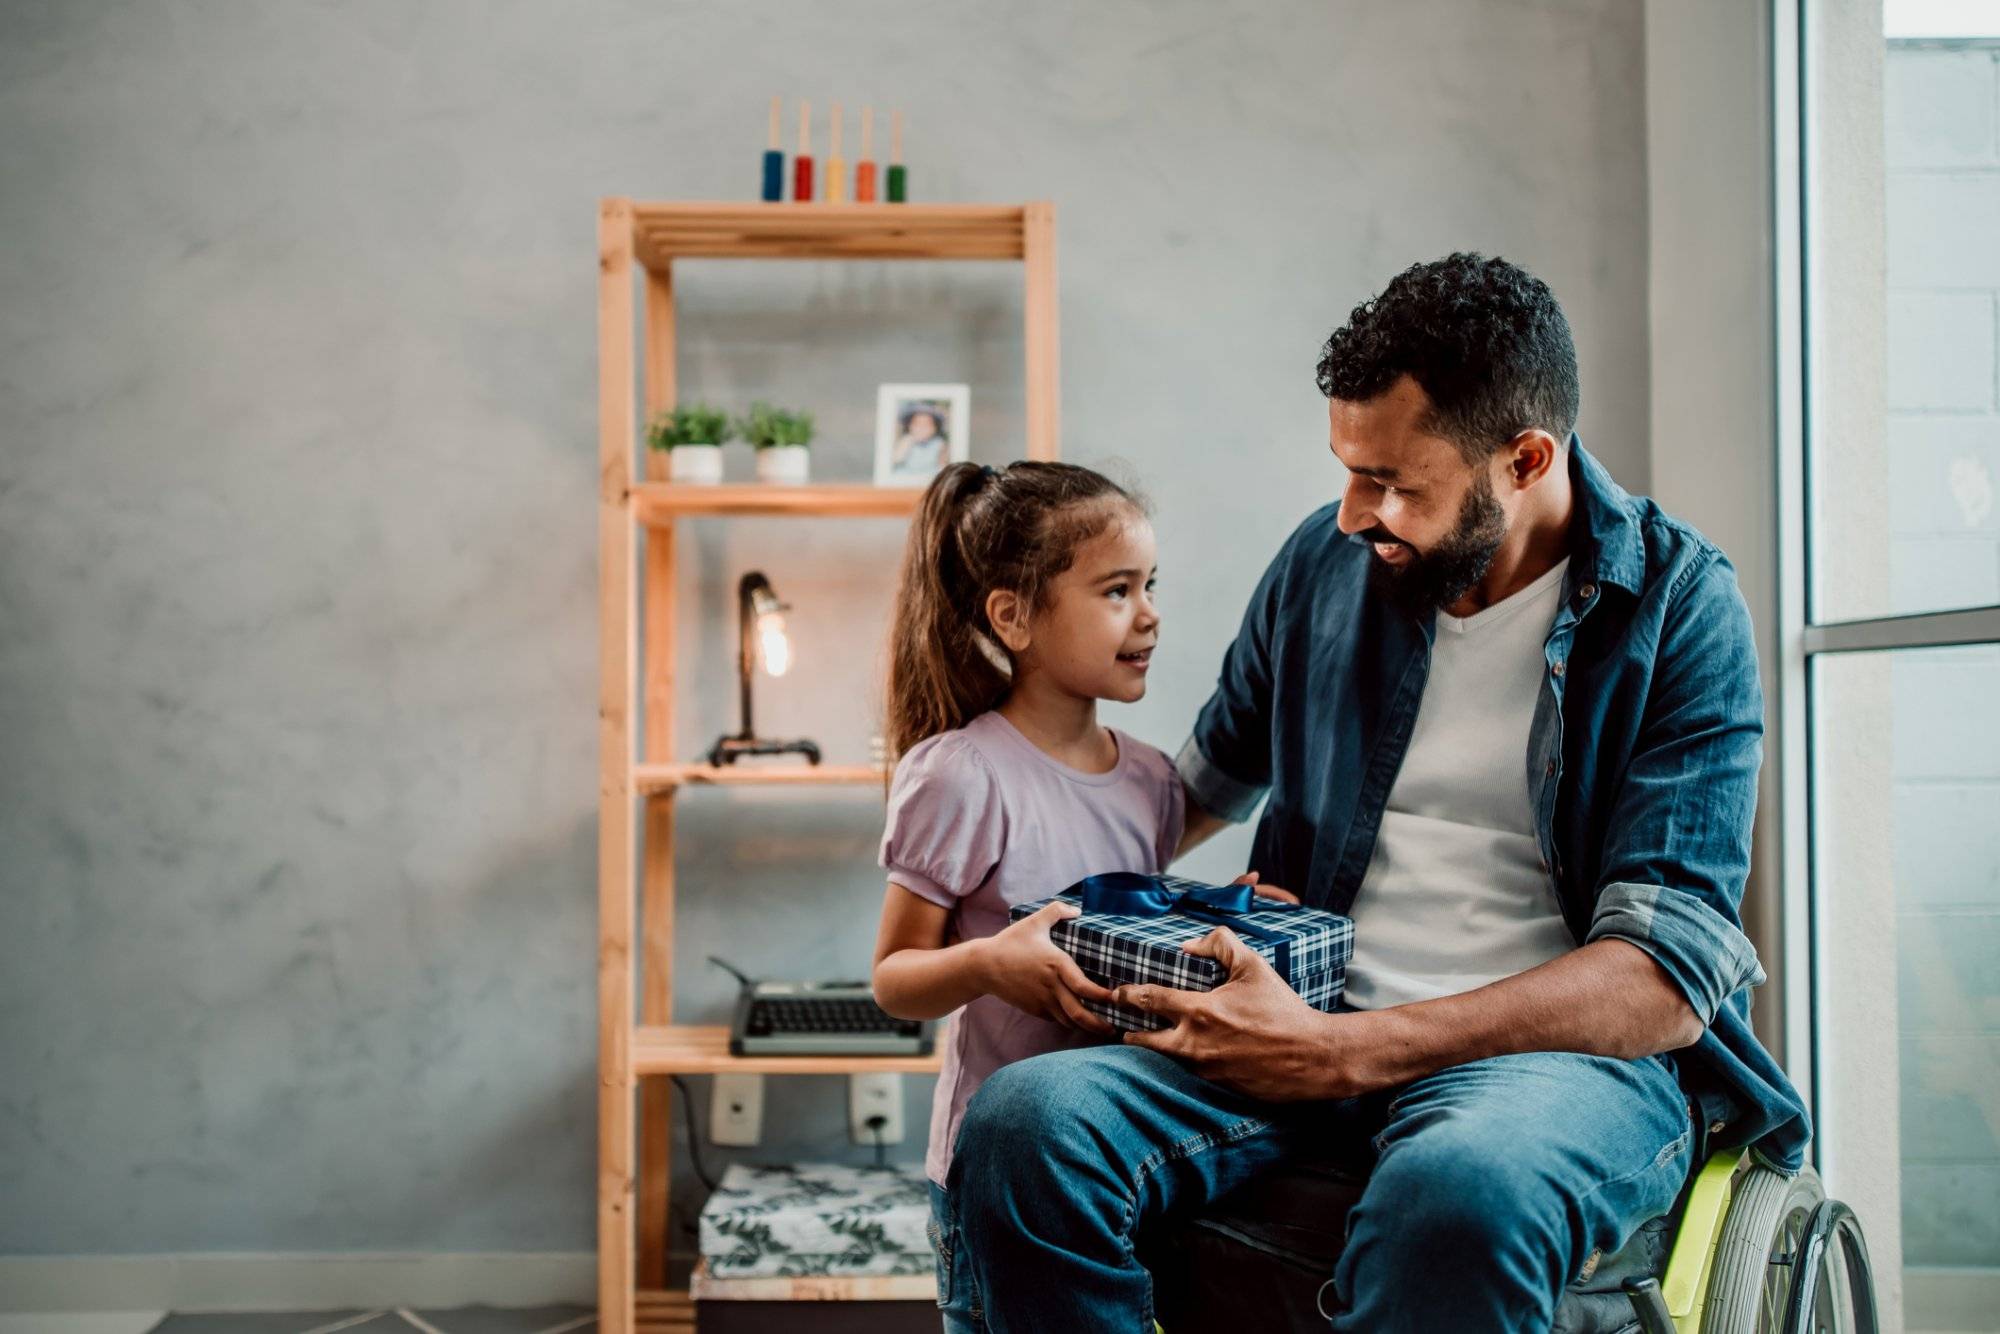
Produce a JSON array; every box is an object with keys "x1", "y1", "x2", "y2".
[{"x1": 1363, "y1": 470, "x2": 1507, "y2": 616}]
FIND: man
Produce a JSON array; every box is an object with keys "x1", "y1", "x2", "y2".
[{"x1": 941, "y1": 254, "x2": 1808, "y2": 1330}]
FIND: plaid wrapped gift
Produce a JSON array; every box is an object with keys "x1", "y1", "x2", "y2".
[
  {"x1": 1009, "y1": 872, "x2": 1353, "y2": 1033},
  {"x1": 698, "y1": 1162, "x2": 933, "y2": 1279}
]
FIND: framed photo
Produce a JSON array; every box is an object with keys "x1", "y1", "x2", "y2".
[{"x1": 874, "y1": 383, "x2": 970, "y2": 487}]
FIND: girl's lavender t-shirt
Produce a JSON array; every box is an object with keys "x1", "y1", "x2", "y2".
[{"x1": 879, "y1": 710, "x2": 1184, "y2": 1186}]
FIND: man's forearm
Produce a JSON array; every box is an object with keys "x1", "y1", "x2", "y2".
[{"x1": 1345, "y1": 939, "x2": 1705, "y2": 1094}]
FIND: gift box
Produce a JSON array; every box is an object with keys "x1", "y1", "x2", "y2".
[
  {"x1": 1009, "y1": 872, "x2": 1353, "y2": 1033},
  {"x1": 699, "y1": 1162, "x2": 934, "y2": 1280}
]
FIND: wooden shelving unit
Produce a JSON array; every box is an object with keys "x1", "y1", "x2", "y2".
[{"x1": 597, "y1": 199, "x2": 1060, "y2": 1333}]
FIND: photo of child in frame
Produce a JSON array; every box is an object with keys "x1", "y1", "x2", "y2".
[{"x1": 875, "y1": 383, "x2": 970, "y2": 486}]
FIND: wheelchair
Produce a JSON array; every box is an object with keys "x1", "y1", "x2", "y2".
[{"x1": 1150, "y1": 1149, "x2": 1878, "y2": 1332}]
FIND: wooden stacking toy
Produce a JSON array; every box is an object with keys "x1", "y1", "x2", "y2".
[
  {"x1": 855, "y1": 106, "x2": 878, "y2": 202},
  {"x1": 825, "y1": 102, "x2": 847, "y2": 203},
  {"x1": 761, "y1": 95, "x2": 783, "y2": 201},
  {"x1": 887, "y1": 109, "x2": 907, "y2": 202},
  {"x1": 757, "y1": 100, "x2": 905, "y2": 204},
  {"x1": 792, "y1": 100, "x2": 814, "y2": 202}
]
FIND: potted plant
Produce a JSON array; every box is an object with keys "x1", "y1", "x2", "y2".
[
  {"x1": 648, "y1": 403, "x2": 732, "y2": 484},
  {"x1": 738, "y1": 402, "x2": 814, "y2": 484}
]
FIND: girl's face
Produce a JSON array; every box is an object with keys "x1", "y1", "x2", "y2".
[
  {"x1": 908, "y1": 410, "x2": 941, "y2": 441},
  {"x1": 1014, "y1": 508, "x2": 1160, "y2": 704}
]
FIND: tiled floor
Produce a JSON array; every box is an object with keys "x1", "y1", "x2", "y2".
[
  {"x1": 140, "y1": 1312, "x2": 593, "y2": 1334},
  {"x1": 1, "y1": 1311, "x2": 1972, "y2": 1334}
]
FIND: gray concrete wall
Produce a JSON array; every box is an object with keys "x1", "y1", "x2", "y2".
[{"x1": 0, "y1": 0, "x2": 1650, "y2": 1261}]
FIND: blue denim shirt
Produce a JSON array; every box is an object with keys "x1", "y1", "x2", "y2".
[{"x1": 1176, "y1": 439, "x2": 1810, "y2": 1172}]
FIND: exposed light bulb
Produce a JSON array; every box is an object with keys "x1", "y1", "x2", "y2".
[{"x1": 757, "y1": 612, "x2": 791, "y2": 677}]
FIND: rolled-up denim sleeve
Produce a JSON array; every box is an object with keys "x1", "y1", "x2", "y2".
[
  {"x1": 1175, "y1": 528, "x2": 1295, "y2": 824},
  {"x1": 1585, "y1": 553, "x2": 1769, "y2": 1026}
]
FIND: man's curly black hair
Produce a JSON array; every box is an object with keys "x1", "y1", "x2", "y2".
[{"x1": 1315, "y1": 253, "x2": 1579, "y2": 462}]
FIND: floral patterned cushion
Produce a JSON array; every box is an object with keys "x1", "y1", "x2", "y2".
[{"x1": 699, "y1": 1162, "x2": 934, "y2": 1279}]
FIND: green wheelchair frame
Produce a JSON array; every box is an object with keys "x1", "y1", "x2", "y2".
[{"x1": 1622, "y1": 1151, "x2": 1878, "y2": 1334}]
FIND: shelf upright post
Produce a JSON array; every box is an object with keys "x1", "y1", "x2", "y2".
[
  {"x1": 596, "y1": 197, "x2": 640, "y2": 1334},
  {"x1": 637, "y1": 254, "x2": 680, "y2": 1290}
]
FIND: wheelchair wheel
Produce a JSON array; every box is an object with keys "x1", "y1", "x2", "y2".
[
  {"x1": 1780, "y1": 1199, "x2": 1877, "y2": 1334},
  {"x1": 1701, "y1": 1165, "x2": 1878, "y2": 1334}
]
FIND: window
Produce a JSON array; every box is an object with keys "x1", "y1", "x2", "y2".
[{"x1": 1788, "y1": 0, "x2": 2000, "y2": 1319}]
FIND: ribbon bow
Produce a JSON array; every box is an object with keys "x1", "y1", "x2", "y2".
[{"x1": 1073, "y1": 872, "x2": 1299, "y2": 975}]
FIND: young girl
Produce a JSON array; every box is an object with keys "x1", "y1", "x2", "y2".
[{"x1": 870, "y1": 459, "x2": 1181, "y2": 1329}]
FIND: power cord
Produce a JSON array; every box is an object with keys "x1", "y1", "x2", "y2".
[
  {"x1": 707, "y1": 955, "x2": 755, "y2": 990},
  {"x1": 867, "y1": 1114, "x2": 888, "y2": 1169},
  {"x1": 670, "y1": 1074, "x2": 720, "y2": 1194}
]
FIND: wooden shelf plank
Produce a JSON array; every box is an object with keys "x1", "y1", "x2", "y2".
[
  {"x1": 633, "y1": 482, "x2": 921, "y2": 522},
  {"x1": 634, "y1": 1288, "x2": 694, "y2": 1333},
  {"x1": 689, "y1": 1261, "x2": 938, "y2": 1303},
  {"x1": 632, "y1": 202, "x2": 1027, "y2": 263},
  {"x1": 634, "y1": 762, "x2": 886, "y2": 794},
  {"x1": 635, "y1": 1025, "x2": 943, "y2": 1076}
]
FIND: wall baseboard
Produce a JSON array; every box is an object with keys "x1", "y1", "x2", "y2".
[
  {"x1": 0, "y1": 1254, "x2": 593, "y2": 1313},
  {"x1": 12, "y1": 1253, "x2": 1987, "y2": 1323},
  {"x1": 1906, "y1": 1265, "x2": 2000, "y2": 1332}
]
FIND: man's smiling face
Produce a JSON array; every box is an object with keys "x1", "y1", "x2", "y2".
[{"x1": 1328, "y1": 375, "x2": 1507, "y2": 614}]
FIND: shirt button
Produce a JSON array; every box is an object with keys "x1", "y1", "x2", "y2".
[
  {"x1": 1578, "y1": 582, "x2": 1598, "y2": 601},
  {"x1": 1710, "y1": 1120, "x2": 1728, "y2": 1135},
  {"x1": 1551, "y1": 660, "x2": 1567, "y2": 678}
]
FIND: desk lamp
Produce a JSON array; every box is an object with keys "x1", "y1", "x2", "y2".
[{"x1": 707, "y1": 571, "x2": 821, "y2": 767}]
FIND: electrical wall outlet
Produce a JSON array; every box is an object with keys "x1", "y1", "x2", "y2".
[
  {"x1": 709, "y1": 1073, "x2": 764, "y2": 1147},
  {"x1": 848, "y1": 1072, "x2": 905, "y2": 1146}
]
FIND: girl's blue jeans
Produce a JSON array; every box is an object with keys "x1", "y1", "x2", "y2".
[
  {"x1": 928, "y1": 1042, "x2": 1694, "y2": 1332},
  {"x1": 928, "y1": 1180, "x2": 982, "y2": 1334}
]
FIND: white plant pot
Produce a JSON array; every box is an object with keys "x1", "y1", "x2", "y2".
[
  {"x1": 756, "y1": 445, "x2": 811, "y2": 484},
  {"x1": 667, "y1": 444, "x2": 724, "y2": 484}
]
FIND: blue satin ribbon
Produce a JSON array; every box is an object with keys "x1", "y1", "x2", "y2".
[{"x1": 1073, "y1": 872, "x2": 1299, "y2": 976}]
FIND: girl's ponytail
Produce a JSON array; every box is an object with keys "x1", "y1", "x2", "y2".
[{"x1": 885, "y1": 463, "x2": 1009, "y2": 759}]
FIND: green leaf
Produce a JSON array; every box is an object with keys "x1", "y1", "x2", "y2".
[
  {"x1": 735, "y1": 402, "x2": 814, "y2": 449},
  {"x1": 647, "y1": 401, "x2": 733, "y2": 449}
]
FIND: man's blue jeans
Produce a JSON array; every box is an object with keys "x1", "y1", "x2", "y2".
[{"x1": 938, "y1": 1044, "x2": 1694, "y2": 1332}]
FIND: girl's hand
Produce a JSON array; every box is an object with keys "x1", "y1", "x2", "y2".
[{"x1": 974, "y1": 902, "x2": 1118, "y2": 1035}]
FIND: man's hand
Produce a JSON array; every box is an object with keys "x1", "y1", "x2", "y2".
[
  {"x1": 973, "y1": 902, "x2": 1117, "y2": 1035},
  {"x1": 1234, "y1": 871, "x2": 1300, "y2": 906},
  {"x1": 1117, "y1": 925, "x2": 1387, "y2": 1102},
  {"x1": 1218, "y1": 867, "x2": 1301, "y2": 904}
]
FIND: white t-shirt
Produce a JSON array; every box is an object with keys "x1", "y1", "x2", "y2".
[{"x1": 1342, "y1": 557, "x2": 1576, "y2": 1010}]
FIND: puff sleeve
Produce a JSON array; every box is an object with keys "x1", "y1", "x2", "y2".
[{"x1": 878, "y1": 732, "x2": 1007, "y2": 908}]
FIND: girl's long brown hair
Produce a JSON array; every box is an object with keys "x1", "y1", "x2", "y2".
[{"x1": 885, "y1": 460, "x2": 1140, "y2": 759}]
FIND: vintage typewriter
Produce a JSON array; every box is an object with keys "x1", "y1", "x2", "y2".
[{"x1": 714, "y1": 959, "x2": 934, "y2": 1058}]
